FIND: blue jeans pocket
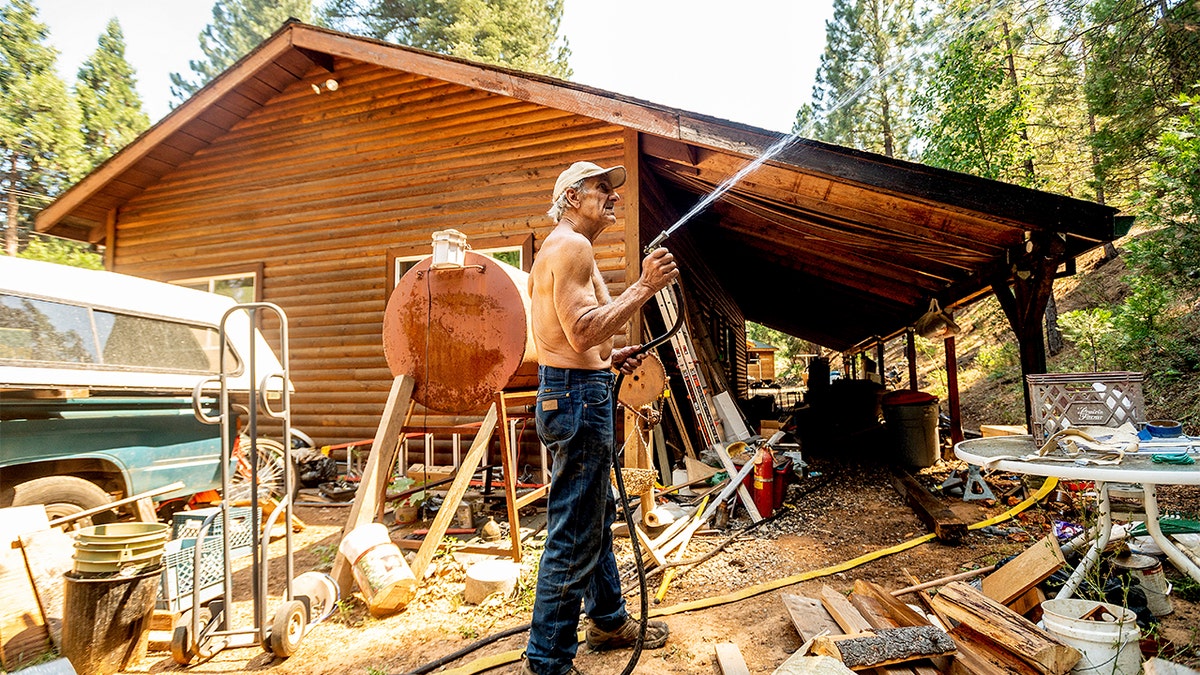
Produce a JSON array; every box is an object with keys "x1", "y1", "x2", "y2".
[{"x1": 536, "y1": 390, "x2": 577, "y2": 443}]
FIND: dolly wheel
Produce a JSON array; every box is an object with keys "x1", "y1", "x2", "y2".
[
  {"x1": 171, "y1": 606, "x2": 211, "y2": 665},
  {"x1": 269, "y1": 600, "x2": 308, "y2": 658}
]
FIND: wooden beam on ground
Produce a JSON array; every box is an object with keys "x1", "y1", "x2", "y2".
[
  {"x1": 715, "y1": 643, "x2": 751, "y2": 675},
  {"x1": 782, "y1": 594, "x2": 844, "y2": 642},
  {"x1": 410, "y1": 403, "x2": 498, "y2": 580},
  {"x1": 888, "y1": 470, "x2": 967, "y2": 543},
  {"x1": 980, "y1": 536, "x2": 1065, "y2": 606},
  {"x1": 930, "y1": 582, "x2": 1080, "y2": 675},
  {"x1": 332, "y1": 374, "x2": 415, "y2": 594}
]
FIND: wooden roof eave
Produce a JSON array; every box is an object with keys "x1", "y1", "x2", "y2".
[{"x1": 35, "y1": 23, "x2": 319, "y2": 235}]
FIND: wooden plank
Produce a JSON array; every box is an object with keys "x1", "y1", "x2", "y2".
[
  {"x1": 714, "y1": 443, "x2": 762, "y2": 522},
  {"x1": 410, "y1": 403, "x2": 498, "y2": 580},
  {"x1": 1007, "y1": 587, "x2": 1046, "y2": 622},
  {"x1": 820, "y1": 585, "x2": 875, "y2": 634},
  {"x1": 18, "y1": 529, "x2": 74, "y2": 650},
  {"x1": 812, "y1": 627, "x2": 956, "y2": 670},
  {"x1": 853, "y1": 579, "x2": 930, "y2": 628},
  {"x1": 948, "y1": 624, "x2": 1041, "y2": 675},
  {"x1": 715, "y1": 643, "x2": 751, "y2": 675},
  {"x1": 980, "y1": 536, "x2": 1065, "y2": 606},
  {"x1": 930, "y1": 582, "x2": 1080, "y2": 675},
  {"x1": 332, "y1": 374, "x2": 415, "y2": 594},
  {"x1": 889, "y1": 470, "x2": 967, "y2": 543},
  {"x1": 782, "y1": 594, "x2": 844, "y2": 643},
  {"x1": 0, "y1": 507, "x2": 51, "y2": 670}
]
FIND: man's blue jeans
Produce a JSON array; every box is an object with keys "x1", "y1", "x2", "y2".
[{"x1": 526, "y1": 365, "x2": 628, "y2": 675}]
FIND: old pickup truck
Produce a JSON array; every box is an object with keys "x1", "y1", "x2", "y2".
[{"x1": 0, "y1": 256, "x2": 286, "y2": 523}]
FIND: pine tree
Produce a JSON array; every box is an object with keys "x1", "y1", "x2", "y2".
[
  {"x1": 805, "y1": 0, "x2": 921, "y2": 158},
  {"x1": 170, "y1": 0, "x2": 315, "y2": 102},
  {"x1": 76, "y1": 18, "x2": 150, "y2": 169},
  {"x1": 323, "y1": 0, "x2": 571, "y2": 78},
  {"x1": 0, "y1": 0, "x2": 85, "y2": 256}
]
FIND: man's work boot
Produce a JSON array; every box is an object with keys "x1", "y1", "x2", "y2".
[{"x1": 585, "y1": 616, "x2": 669, "y2": 651}]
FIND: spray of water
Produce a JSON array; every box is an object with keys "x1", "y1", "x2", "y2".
[{"x1": 646, "y1": 0, "x2": 1012, "y2": 251}]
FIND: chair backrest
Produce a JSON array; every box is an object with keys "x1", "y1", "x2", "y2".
[{"x1": 1026, "y1": 372, "x2": 1145, "y2": 441}]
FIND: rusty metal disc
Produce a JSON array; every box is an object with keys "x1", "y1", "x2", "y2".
[
  {"x1": 618, "y1": 352, "x2": 667, "y2": 409},
  {"x1": 382, "y1": 252, "x2": 533, "y2": 414}
]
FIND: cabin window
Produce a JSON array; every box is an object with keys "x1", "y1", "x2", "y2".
[
  {"x1": 387, "y1": 233, "x2": 534, "y2": 296},
  {"x1": 173, "y1": 272, "x2": 257, "y2": 303}
]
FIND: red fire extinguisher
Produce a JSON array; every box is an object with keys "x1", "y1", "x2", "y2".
[{"x1": 752, "y1": 446, "x2": 775, "y2": 518}]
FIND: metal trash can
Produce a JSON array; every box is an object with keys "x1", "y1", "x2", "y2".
[
  {"x1": 61, "y1": 566, "x2": 162, "y2": 675},
  {"x1": 882, "y1": 390, "x2": 940, "y2": 468}
]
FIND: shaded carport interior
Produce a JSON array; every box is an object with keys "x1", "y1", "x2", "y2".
[{"x1": 32, "y1": 22, "x2": 1124, "y2": 424}]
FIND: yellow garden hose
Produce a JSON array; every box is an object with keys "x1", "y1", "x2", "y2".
[{"x1": 438, "y1": 475, "x2": 1059, "y2": 675}]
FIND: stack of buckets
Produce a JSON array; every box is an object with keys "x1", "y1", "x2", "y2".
[
  {"x1": 339, "y1": 523, "x2": 417, "y2": 616},
  {"x1": 64, "y1": 522, "x2": 170, "y2": 675}
]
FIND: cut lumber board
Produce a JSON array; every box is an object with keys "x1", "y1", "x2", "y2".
[
  {"x1": 18, "y1": 528, "x2": 74, "y2": 650},
  {"x1": 782, "y1": 594, "x2": 845, "y2": 642},
  {"x1": 889, "y1": 471, "x2": 966, "y2": 542},
  {"x1": 715, "y1": 642, "x2": 751, "y2": 675},
  {"x1": 812, "y1": 627, "x2": 956, "y2": 670},
  {"x1": 931, "y1": 582, "x2": 1080, "y2": 675},
  {"x1": 853, "y1": 579, "x2": 929, "y2": 628},
  {"x1": 980, "y1": 536, "x2": 1064, "y2": 606},
  {"x1": 820, "y1": 585, "x2": 874, "y2": 634},
  {"x1": 849, "y1": 592, "x2": 898, "y2": 630},
  {"x1": 948, "y1": 624, "x2": 1041, "y2": 675},
  {"x1": 1007, "y1": 587, "x2": 1046, "y2": 621}
]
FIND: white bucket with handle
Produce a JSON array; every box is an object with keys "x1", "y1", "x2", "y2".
[{"x1": 1041, "y1": 599, "x2": 1141, "y2": 675}]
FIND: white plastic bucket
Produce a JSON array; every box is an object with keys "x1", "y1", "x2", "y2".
[
  {"x1": 1041, "y1": 598, "x2": 1141, "y2": 675},
  {"x1": 338, "y1": 523, "x2": 416, "y2": 616}
]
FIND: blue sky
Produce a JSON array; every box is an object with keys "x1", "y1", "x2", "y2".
[{"x1": 35, "y1": 0, "x2": 833, "y2": 134}]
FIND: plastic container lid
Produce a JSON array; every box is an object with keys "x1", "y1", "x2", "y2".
[{"x1": 882, "y1": 390, "x2": 937, "y2": 406}]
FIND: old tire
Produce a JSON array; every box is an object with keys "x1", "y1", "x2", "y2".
[
  {"x1": 269, "y1": 600, "x2": 308, "y2": 658},
  {"x1": 170, "y1": 606, "x2": 211, "y2": 665},
  {"x1": 3, "y1": 476, "x2": 115, "y2": 528}
]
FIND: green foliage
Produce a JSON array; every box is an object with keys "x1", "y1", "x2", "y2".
[
  {"x1": 0, "y1": 0, "x2": 85, "y2": 254},
  {"x1": 915, "y1": 1, "x2": 1037, "y2": 185},
  {"x1": 745, "y1": 321, "x2": 817, "y2": 383},
  {"x1": 75, "y1": 19, "x2": 150, "y2": 169},
  {"x1": 1057, "y1": 308, "x2": 1114, "y2": 372},
  {"x1": 975, "y1": 341, "x2": 1017, "y2": 381},
  {"x1": 805, "y1": 0, "x2": 921, "y2": 158},
  {"x1": 170, "y1": 0, "x2": 316, "y2": 102},
  {"x1": 323, "y1": 0, "x2": 571, "y2": 78},
  {"x1": 17, "y1": 235, "x2": 102, "y2": 269},
  {"x1": 1113, "y1": 273, "x2": 1173, "y2": 353}
]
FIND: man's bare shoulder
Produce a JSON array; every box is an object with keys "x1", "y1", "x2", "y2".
[{"x1": 537, "y1": 227, "x2": 593, "y2": 273}]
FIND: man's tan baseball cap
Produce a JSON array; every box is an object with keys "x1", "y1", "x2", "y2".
[{"x1": 552, "y1": 162, "x2": 627, "y2": 203}]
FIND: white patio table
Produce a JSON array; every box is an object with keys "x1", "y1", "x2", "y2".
[{"x1": 955, "y1": 434, "x2": 1200, "y2": 598}]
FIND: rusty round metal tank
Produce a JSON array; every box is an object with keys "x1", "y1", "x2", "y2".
[{"x1": 382, "y1": 251, "x2": 537, "y2": 414}]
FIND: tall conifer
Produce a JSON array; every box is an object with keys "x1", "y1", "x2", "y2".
[{"x1": 76, "y1": 18, "x2": 150, "y2": 169}]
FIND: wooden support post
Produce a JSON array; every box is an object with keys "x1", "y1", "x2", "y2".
[
  {"x1": 906, "y1": 328, "x2": 918, "y2": 391},
  {"x1": 332, "y1": 374, "x2": 415, "y2": 595},
  {"x1": 410, "y1": 403, "x2": 499, "y2": 580},
  {"x1": 944, "y1": 335, "x2": 963, "y2": 446},
  {"x1": 876, "y1": 339, "x2": 886, "y2": 383},
  {"x1": 495, "y1": 391, "x2": 523, "y2": 563}
]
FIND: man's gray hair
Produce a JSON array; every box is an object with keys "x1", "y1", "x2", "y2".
[{"x1": 547, "y1": 178, "x2": 585, "y2": 222}]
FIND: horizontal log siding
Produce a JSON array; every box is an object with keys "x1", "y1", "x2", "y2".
[{"x1": 112, "y1": 58, "x2": 630, "y2": 446}]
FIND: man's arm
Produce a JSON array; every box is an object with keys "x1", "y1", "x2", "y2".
[{"x1": 553, "y1": 239, "x2": 677, "y2": 353}]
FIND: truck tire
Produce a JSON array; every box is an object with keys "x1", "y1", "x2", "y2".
[{"x1": 4, "y1": 476, "x2": 116, "y2": 528}]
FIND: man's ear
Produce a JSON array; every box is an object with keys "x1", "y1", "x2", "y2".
[{"x1": 565, "y1": 187, "x2": 581, "y2": 208}]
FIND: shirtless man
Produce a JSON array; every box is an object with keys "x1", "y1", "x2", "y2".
[{"x1": 522, "y1": 161, "x2": 678, "y2": 675}]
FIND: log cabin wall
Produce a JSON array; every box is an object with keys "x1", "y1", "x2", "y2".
[{"x1": 108, "y1": 57, "x2": 632, "y2": 449}]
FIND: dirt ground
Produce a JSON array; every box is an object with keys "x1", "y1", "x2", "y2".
[{"x1": 122, "y1": 455, "x2": 1200, "y2": 675}]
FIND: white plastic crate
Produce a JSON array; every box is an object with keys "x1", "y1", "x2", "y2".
[{"x1": 158, "y1": 507, "x2": 254, "y2": 612}]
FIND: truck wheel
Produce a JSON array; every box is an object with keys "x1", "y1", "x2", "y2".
[{"x1": 4, "y1": 476, "x2": 116, "y2": 528}]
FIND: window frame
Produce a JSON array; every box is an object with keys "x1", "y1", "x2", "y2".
[
  {"x1": 161, "y1": 263, "x2": 264, "y2": 303},
  {"x1": 386, "y1": 233, "x2": 534, "y2": 297}
]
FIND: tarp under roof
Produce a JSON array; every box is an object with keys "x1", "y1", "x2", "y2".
[{"x1": 36, "y1": 21, "x2": 1120, "y2": 353}]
